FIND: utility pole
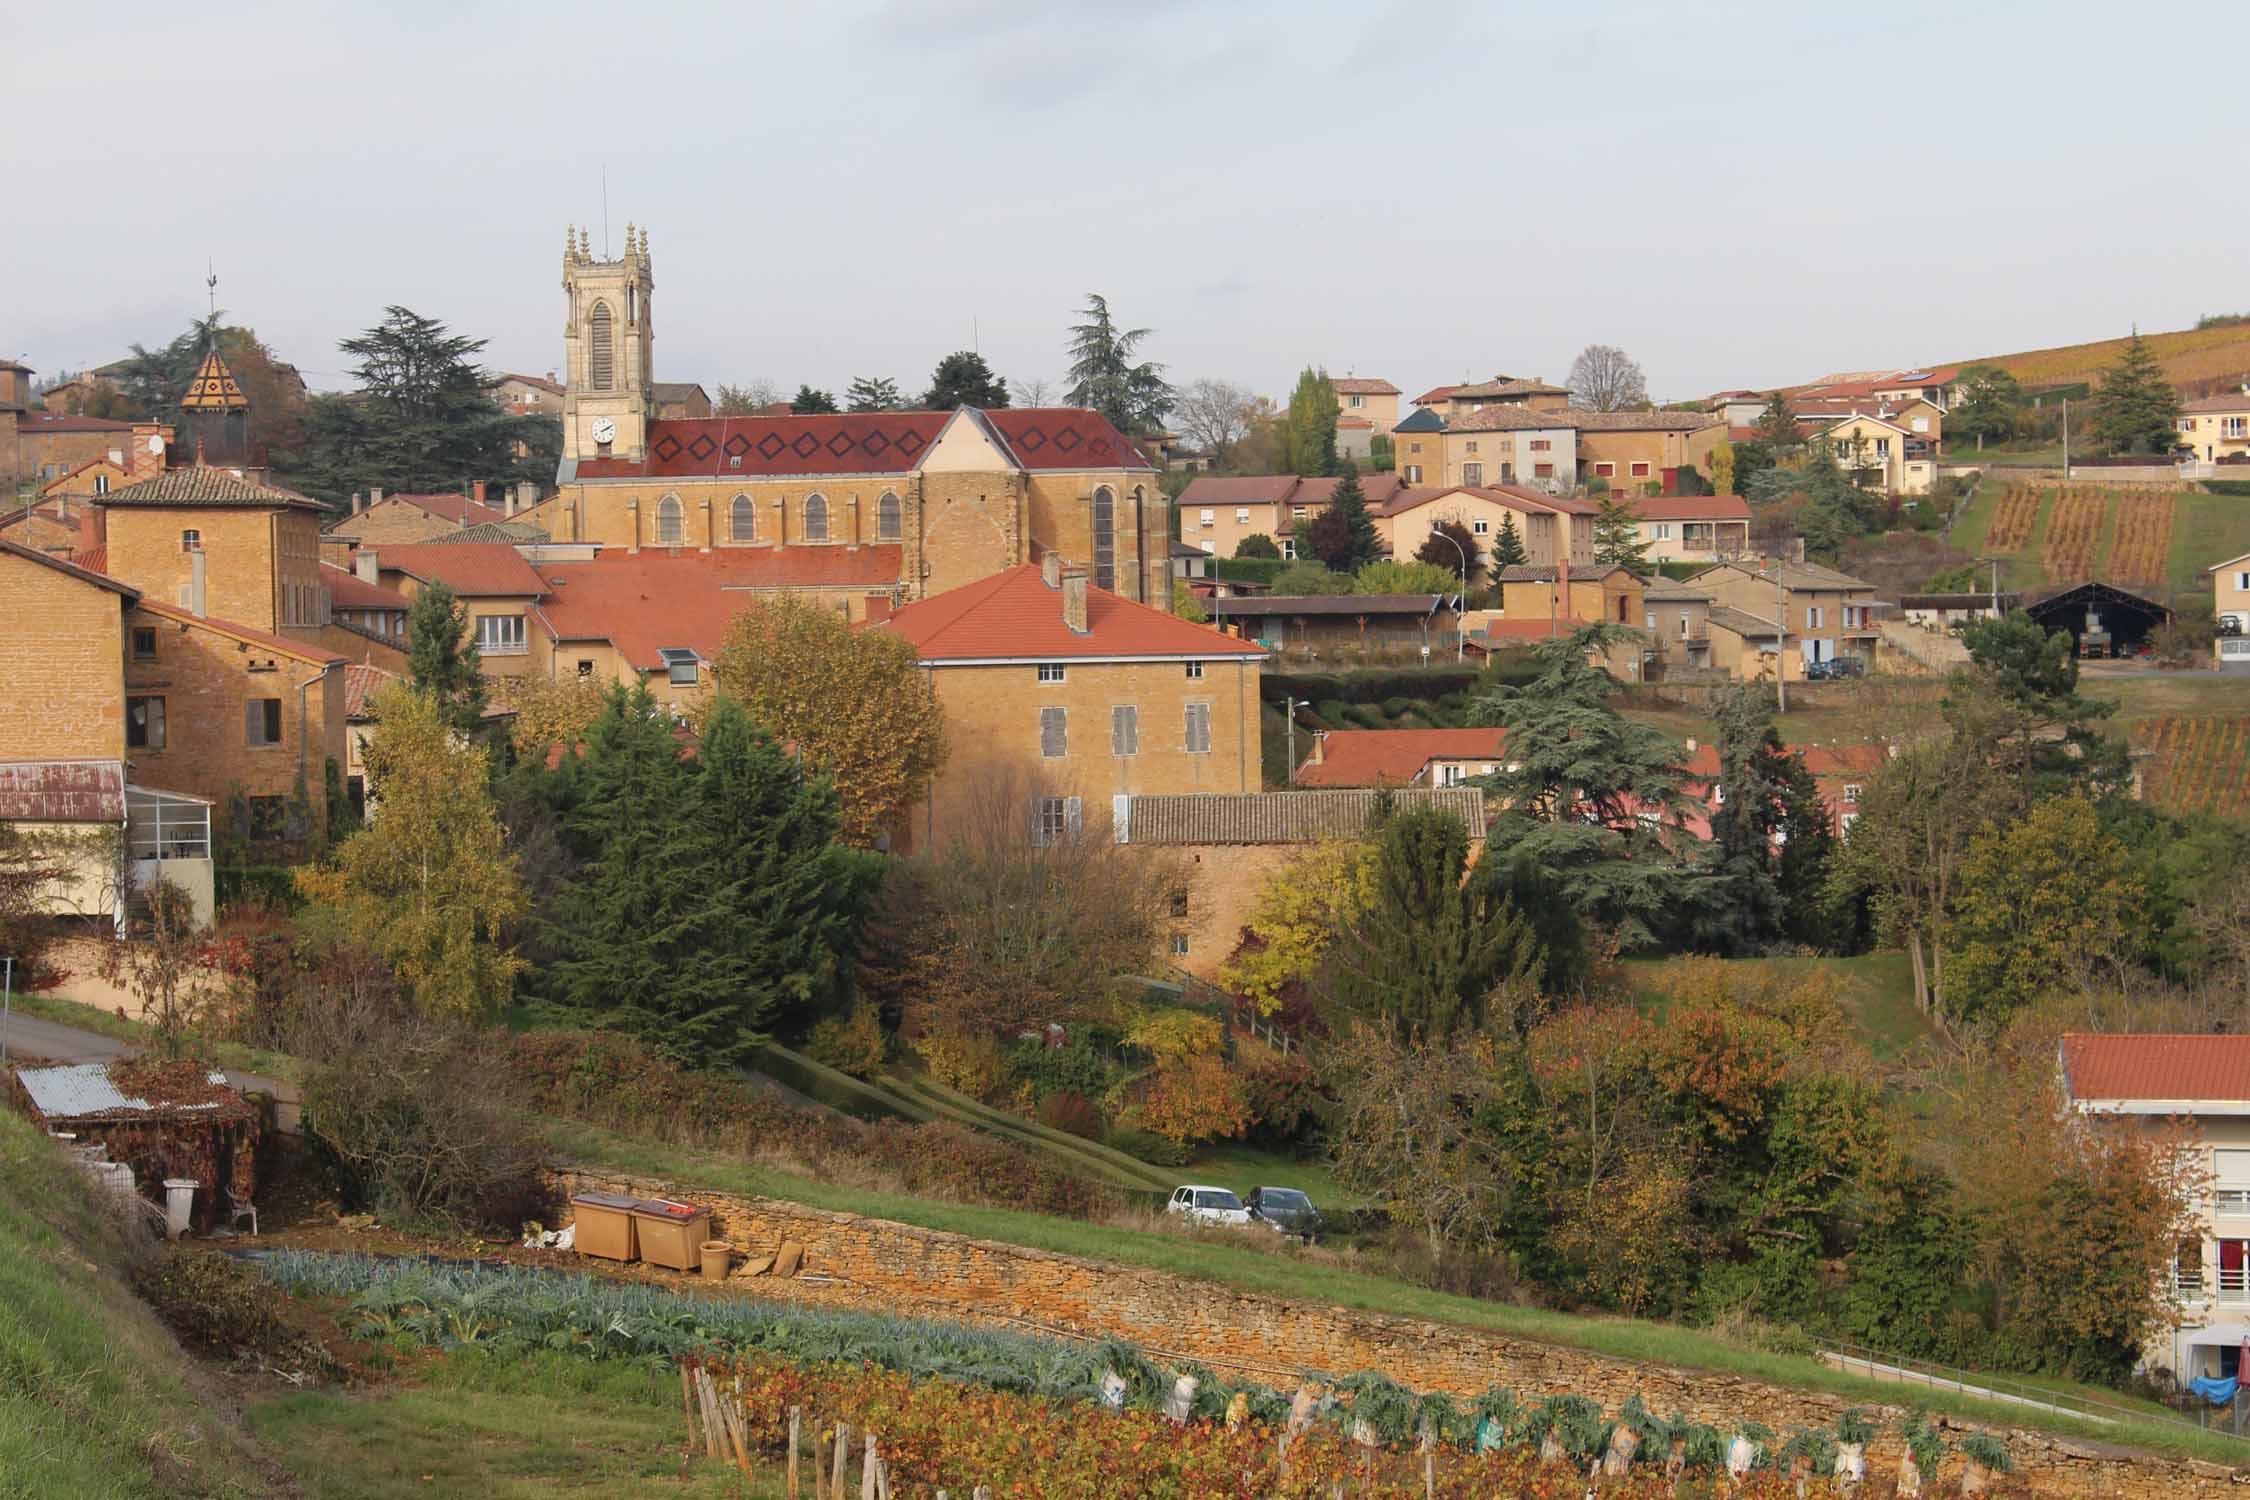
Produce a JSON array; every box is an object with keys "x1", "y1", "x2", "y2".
[
  {"x1": 1284, "y1": 698, "x2": 1305, "y2": 786},
  {"x1": 1, "y1": 956, "x2": 13, "y2": 1066},
  {"x1": 1774, "y1": 573, "x2": 1790, "y2": 714},
  {"x1": 2062, "y1": 397, "x2": 2071, "y2": 476},
  {"x1": 1427, "y1": 527, "x2": 1469, "y2": 662}
]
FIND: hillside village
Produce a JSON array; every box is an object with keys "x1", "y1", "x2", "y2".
[{"x1": 12, "y1": 21, "x2": 2250, "y2": 1499}]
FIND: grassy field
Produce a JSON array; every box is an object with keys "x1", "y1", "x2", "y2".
[
  {"x1": 547, "y1": 1116, "x2": 2245, "y2": 1462},
  {"x1": 0, "y1": 1108, "x2": 278, "y2": 1498},
  {"x1": 252, "y1": 1349, "x2": 767, "y2": 1498}
]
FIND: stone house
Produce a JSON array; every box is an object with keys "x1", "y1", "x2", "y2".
[
  {"x1": 1377, "y1": 484, "x2": 1594, "y2": 575},
  {"x1": 877, "y1": 558, "x2": 1267, "y2": 854},
  {"x1": 1808, "y1": 410, "x2": 1939, "y2": 496},
  {"x1": 1176, "y1": 472, "x2": 1408, "y2": 560},
  {"x1": 1693, "y1": 560, "x2": 1881, "y2": 678},
  {"x1": 1332, "y1": 377, "x2": 1401, "y2": 435},
  {"x1": 1633, "y1": 494, "x2": 1752, "y2": 564}
]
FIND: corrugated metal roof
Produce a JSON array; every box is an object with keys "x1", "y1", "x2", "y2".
[
  {"x1": 16, "y1": 1062, "x2": 231, "y2": 1121},
  {"x1": 0, "y1": 760, "x2": 126, "y2": 822},
  {"x1": 1120, "y1": 788, "x2": 1484, "y2": 845}
]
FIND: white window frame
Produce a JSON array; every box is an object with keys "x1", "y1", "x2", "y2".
[
  {"x1": 1031, "y1": 795, "x2": 1080, "y2": 847},
  {"x1": 475, "y1": 614, "x2": 528, "y2": 654},
  {"x1": 1471, "y1": 517, "x2": 1488, "y2": 535},
  {"x1": 1199, "y1": 508, "x2": 1215, "y2": 528},
  {"x1": 1184, "y1": 660, "x2": 1204, "y2": 679},
  {"x1": 1037, "y1": 663, "x2": 1066, "y2": 684}
]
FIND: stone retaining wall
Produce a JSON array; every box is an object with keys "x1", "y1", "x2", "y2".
[{"x1": 555, "y1": 1168, "x2": 2243, "y2": 1497}]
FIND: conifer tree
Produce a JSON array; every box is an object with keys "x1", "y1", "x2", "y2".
[
  {"x1": 1756, "y1": 391, "x2": 1800, "y2": 453},
  {"x1": 1700, "y1": 684, "x2": 1798, "y2": 953},
  {"x1": 405, "y1": 581, "x2": 487, "y2": 736},
  {"x1": 538, "y1": 687, "x2": 880, "y2": 1063},
  {"x1": 1490, "y1": 512, "x2": 1530, "y2": 569},
  {"x1": 1300, "y1": 460, "x2": 1382, "y2": 573},
  {"x1": 1592, "y1": 493, "x2": 1652, "y2": 570},
  {"x1": 1325, "y1": 804, "x2": 1542, "y2": 1044},
  {"x1": 2089, "y1": 333, "x2": 2182, "y2": 456}
]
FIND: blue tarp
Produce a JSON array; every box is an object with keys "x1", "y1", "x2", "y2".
[{"x1": 2188, "y1": 1375, "x2": 2239, "y2": 1407}]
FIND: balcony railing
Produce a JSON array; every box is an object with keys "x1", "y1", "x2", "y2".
[{"x1": 2218, "y1": 1266, "x2": 2249, "y2": 1301}]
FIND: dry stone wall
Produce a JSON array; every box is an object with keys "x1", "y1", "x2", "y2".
[{"x1": 556, "y1": 1168, "x2": 2243, "y2": 1498}]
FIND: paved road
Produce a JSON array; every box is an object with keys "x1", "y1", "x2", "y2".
[{"x1": 1, "y1": 1008, "x2": 299, "y2": 1129}]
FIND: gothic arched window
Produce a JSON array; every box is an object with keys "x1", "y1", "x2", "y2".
[
  {"x1": 730, "y1": 494, "x2": 755, "y2": 541},
  {"x1": 1091, "y1": 486, "x2": 1116, "y2": 590},
  {"x1": 877, "y1": 490, "x2": 902, "y2": 541},
  {"x1": 656, "y1": 493, "x2": 684, "y2": 545},
  {"x1": 803, "y1": 493, "x2": 830, "y2": 541},
  {"x1": 588, "y1": 300, "x2": 615, "y2": 391}
]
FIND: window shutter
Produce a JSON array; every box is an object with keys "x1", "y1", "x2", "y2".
[
  {"x1": 1040, "y1": 706, "x2": 1066, "y2": 758},
  {"x1": 245, "y1": 701, "x2": 262, "y2": 745},
  {"x1": 1029, "y1": 799, "x2": 1046, "y2": 847},
  {"x1": 1184, "y1": 702, "x2": 1211, "y2": 753},
  {"x1": 1064, "y1": 797, "x2": 1082, "y2": 838},
  {"x1": 1111, "y1": 705, "x2": 1137, "y2": 756}
]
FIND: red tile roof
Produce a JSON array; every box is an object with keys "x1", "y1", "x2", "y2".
[
  {"x1": 135, "y1": 600, "x2": 346, "y2": 664},
  {"x1": 573, "y1": 407, "x2": 1152, "y2": 481},
  {"x1": 18, "y1": 412, "x2": 135, "y2": 433},
  {"x1": 0, "y1": 537, "x2": 139, "y2": 598},
  {"x1": 1177, "y1": 475, "x2": 1300, "y2": 505},
  {"x1": 1633, "y1": 494, "x2": 1752, "y2": 521},
  {"x1": 343, "y1": 663, "x2": 400, "y2": 718},
  {"x1": 1332, "y1": 378, "x2": 1400, "y2": 396},
  {"x1": 321, "y1": 562, "x2": 409, "y2": 611},
  {"x1": 881, "y1": 564, "x2": 1265, "y2": 662},
  {"x1": 1337, "y1": 415, "x2": 1374, "y2": 429},
  {"x1": 1294, "y1": 728, "x2": 1507, "y2": 788},
  {"x1": 982, "y1": 409, "x2": 1158, "y2": 473},
  {"x1": 1411, "y1": 385, "x2": 1463, "y2": 407},
  {"x1": 1380, "y1": 484, "x2": 1572, "y2": 519},
  {"x1": 386, "y1": 492, "x2": 510, "y2": 526},
  {"x1": 534, "y1": 548, "x2": 902, "y2": 669},
  {"x1": 2062, "y1": 1033, "x2": 2250, "y2": 1104},
  {"x1": 1799, "y1": 745, "x2": 1889, "y2": 777},
  {"x1": 376, "y1": 543, "x2": 548, "y2": 597}
]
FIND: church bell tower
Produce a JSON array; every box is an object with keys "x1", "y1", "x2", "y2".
[{"x1": 561, "y1": 224, "x2": 655, "y2": 464}]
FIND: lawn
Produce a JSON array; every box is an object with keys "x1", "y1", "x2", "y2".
[
  {"x1": 544, "y1": 1117, "x2": 2244, "y2": 1463},
  {"x1": 1179, "y1": 1139, "x2": 1361, "y2": 1209},
  {"x1": 252, "y1": 1348, "x2": 770, "y2": 1498}
]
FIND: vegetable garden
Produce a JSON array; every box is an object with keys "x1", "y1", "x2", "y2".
[
  {"x1": 2133, "y1": 715, "x2": 2250, "y2": 817},
  {"x1": 253, "y1": 1251, "x2": 2008, "y2": 1497}
]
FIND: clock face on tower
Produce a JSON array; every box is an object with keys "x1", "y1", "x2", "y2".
[{"x1": 590, "y1": 417, "x2": 616, "y2": 446}]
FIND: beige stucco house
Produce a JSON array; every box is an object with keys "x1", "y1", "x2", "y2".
[
  {"x1": 2180, "y1": 393, "x2": 2250, "y2": 464},
  {"x1": 1694, "y1": 560, "x2": 1881, "y2": 678},
  {"x1": 1633, "y1": 495, "x2": 1752, "y2": 563}
]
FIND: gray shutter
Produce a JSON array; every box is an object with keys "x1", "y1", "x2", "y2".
[
  {"x1": 1111, "y1": 705, "x2": 1137, "y2": 756},
  {"x1": 1040, "y1": 706, "x2": 1066, "y2": 758},
  {"x1": 1029, "y1": 798, "x2": 1046, "y2": 847},
  {"x1": 245, "y1": 700, "x2": 262, "y2": 745},
  {"x1": 1185, "y1": 702, "x2": 1211, "y2": 753},
  {"x1": 1064, "y1": 797, "x2": 1082, "y2": 839}
]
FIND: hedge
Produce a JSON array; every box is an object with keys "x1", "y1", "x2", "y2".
[
  {"x1": 1211, "y1": 557, "x2": 1285, "y2": 584},
  {"x1": 2203, "y1": 480, "x2": 2250, "y2": 497}
]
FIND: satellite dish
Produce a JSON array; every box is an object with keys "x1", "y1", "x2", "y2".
[{"x1": 147, "y1": 433, "x2": 165, "y2": 455}]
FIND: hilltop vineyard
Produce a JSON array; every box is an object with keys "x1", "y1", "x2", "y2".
[
  {"x1": 1985, "y1": 483, "x2": 2042, "y2": 552},
  {"x1": 2040, "y1": 486, "x2": 2105, "y2": 581},
  {"x1": 2108, "y1": 492, "x2": 2177, "y2": 585},
  {"x1": 2136, "y1": 715, "x2": 2250, "y2": 817}
]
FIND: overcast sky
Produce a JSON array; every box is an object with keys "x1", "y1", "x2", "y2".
[{"x1": 6, "y1": 0, "x2": 2242, "y2": 408}]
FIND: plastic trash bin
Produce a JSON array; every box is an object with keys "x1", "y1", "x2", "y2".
[
  {"x1": 630, "y1": 1198, "x2": 711, "y2": 1271},
  {"x1": 570, "y1": 1191, "x2": 641, "y2": 1262},
  {"x1": 162, "y1": 1178, "x2": 198, "y2": 1240}
]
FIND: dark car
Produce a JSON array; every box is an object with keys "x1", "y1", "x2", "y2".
[{"x1": 1244, "y1": 1186, "x2": 1321, "y2": 1241}]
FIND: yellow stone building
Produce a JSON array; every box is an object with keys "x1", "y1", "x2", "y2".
[{"x1": 521, "y1": 227, "x2": 1173, "y2": 613}]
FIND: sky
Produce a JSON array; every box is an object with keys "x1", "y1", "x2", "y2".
[{"x1": 5, "y1": 0, "x2": 2244, "y2": 409}]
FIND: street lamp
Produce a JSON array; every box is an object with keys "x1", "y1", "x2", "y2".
[
  {"x1": 1426, "y1": 527, "x2": 1468, "y2": 662},
  {"x1": 1284, "y1": 698, "x2": 1307, "y2": 786}
]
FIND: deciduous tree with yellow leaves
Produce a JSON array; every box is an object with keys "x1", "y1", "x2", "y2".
[
  {"x1": 295, "y1": 684, "x2": 527, "y2": 1020},
  {"x1": 714, "y1": 597, "x2": 946, "y2": 847}
]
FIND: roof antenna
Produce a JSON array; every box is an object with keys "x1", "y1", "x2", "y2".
[
  {"x1": 973, "y1": 315, "x2": 979, "y2": 354},
  {"x1": 205, "y1": 262, "x2": 219, "y2": 348},
  {"x1": 601, "y1": 166, "x2": 610, "y2": 258}
]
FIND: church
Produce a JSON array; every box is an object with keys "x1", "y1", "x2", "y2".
[{"x1": 516, "y1": 226, "x2": 1173, "y2": 618}]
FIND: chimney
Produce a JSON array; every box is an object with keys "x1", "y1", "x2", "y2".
[
  {"x1": 189, "y1": 549, "x2": 207, "y2": 618},
  {"x1": 354, "y1": 548, "x2": 379, "y2": 585},
  {"x1": 370, "y1": 486, "x2": 384, "y2": 510},
  {"x1": 1685, "y1": 737, "x2": 1697, "y2": 754},
  {"x1": 1310, "y1": 730, "x2": 1327, "y2": 765},
  {"x1": 472, "y1": 479, "x2": 487, "y2": 511},
  {"x1": 352, "y1": 491, "x2": 366, "y2": 515},
  {"x1": 1041, "y1": 552, "x2": 1062, "y2": 589},
  {"x1": 1061, "y1": 566, "x2": 1089, "y2": 634}
]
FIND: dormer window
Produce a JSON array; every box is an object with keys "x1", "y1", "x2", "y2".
[{"x1": 659, "y1": 647, "x2": 700, "y2": 686}]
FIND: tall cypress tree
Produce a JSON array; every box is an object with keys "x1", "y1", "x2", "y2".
[
  {"x1": 405, "y1": 581, "x2": 487, "y2": 736},
  {"x1": 1283, "y1": 367, "x2": 1339, "y2": 477}
]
